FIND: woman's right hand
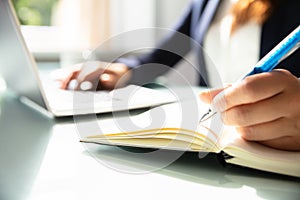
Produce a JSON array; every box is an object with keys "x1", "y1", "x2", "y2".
[
  {"x1": 58, "y1": 61, "x2": 131, "y2": 91},
  {"x1": 199, "y1": 69, "x2": 300, "y2": 151}
]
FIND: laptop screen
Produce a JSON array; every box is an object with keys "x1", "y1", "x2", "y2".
[{"x1": 0, "y1": 0, "x2": 46, "y2": 108}]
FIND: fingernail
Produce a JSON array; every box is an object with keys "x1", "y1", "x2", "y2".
[
  {"x1": 80, "y1": 81, "x2": 93, "y2": 91},
  {"x1": 67, "y1": 79, "x2": 78, "y2": 90},
  {"x1": 100, "y1": 73, "x2": 110, "y2": 81}
]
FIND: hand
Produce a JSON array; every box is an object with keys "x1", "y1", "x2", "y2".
[
  {"x1": 199, "y1": 69, "x2": 300, "y2": 151},
  {"x1": 58, "y1": 61, "x2": 131, "y2": 91}
]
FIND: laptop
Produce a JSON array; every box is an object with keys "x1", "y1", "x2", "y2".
[{"x1": 0, "y1": 0, "x2": 175, "y2": 117}]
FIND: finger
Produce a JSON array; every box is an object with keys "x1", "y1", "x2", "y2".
[
  {"x1": 199, "y1": 87, "x2": 227, "y2": 104},
  {"x1": 74, "y1": 61, "x2": 109, "y2": 90},
  {"x1": 212, "y1": 70, "x2": 289, "y2": 112},
  {"x1": 99, "y1": 68, "x2": 131, "y2": 90},
  {"x1": 60, "y1": 70, "x2": 80, "y2": 89},
  {"x1": 223, "y1": 92, "x2": 286, "y2": 126},
  {"x1": 76, "y1": 64, "x2": 106, "y2": 83},
  {"x1": 97, "y1": 73, "x2": 116, "y2": 90},
  {"x1": 236, "y1": 117, "x2": 295, "y2": 141}
]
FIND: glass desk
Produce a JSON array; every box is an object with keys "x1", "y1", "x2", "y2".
[{"x1": 0, "y1": 76, "x2": 299, "y2": 200}]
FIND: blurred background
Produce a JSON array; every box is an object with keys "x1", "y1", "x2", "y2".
[
  {"x1": 13, "y1": 0, "x2": 189, "y2": 58},
  {"x1": 12, "y1": 0, "x2": 57, "y2": 26},
  {"x1": 12, "y1": 0, "x2": 198, "y2": 85}
]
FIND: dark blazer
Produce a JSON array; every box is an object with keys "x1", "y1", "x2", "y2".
[{"x1": 121, "y1": 0, "x2": 300, "y2": 86}]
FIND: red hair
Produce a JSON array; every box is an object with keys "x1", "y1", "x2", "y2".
[{"x1": 230, "y1": 0, "x2": 274, "y2": 33}]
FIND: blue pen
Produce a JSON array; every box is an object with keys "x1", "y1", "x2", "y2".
[{"x1": 200, "y1": 25, "x2": 300, "y2": 122}]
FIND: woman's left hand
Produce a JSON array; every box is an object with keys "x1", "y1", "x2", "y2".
[{"x1": 199, "y1": 69, "x2": 300, "y2": 151}]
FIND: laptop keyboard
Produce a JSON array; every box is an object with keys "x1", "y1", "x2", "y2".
[
  {"x1": 69, "y1": 90, "x2": 113, "y2": 103},
  {"x1": 53, "y1": 89, "x2": 114, "y2": 104},
  {"x1": 40, "y1": 73, "x2": 176, "y2": 115}
]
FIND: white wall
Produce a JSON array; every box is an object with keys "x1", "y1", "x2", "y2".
[
  {"x1": 110, "y1": 0, "x2": 191, "y2": 39},
  {"x1": 155, "y1": 0, "x2": 191, "y2": 28}
]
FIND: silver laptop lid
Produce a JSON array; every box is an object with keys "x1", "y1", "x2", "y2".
[{"x1": 0, "y1": 0, "x2": 46, "y2": 108}]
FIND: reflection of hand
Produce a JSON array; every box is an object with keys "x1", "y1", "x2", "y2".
[
  {"x1": 58, "y1": 61, "x2": 131, "y2": 91},
  {"x1": 200, "y1": 69, "x2": 300, "y2": 151}
]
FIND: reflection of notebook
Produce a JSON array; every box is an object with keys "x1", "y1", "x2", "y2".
[{"x1": 0, "y1": 0, "x2": 175, "y2": 117}]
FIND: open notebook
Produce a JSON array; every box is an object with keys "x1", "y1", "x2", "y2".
[{"x1": 81, "y1": 102, "x2": 300, "y2": 178}]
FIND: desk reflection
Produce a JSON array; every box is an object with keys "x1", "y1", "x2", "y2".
[
  {"x1": 83, "y1": 143, "x2": 300, "y2": 200},
  {"x1": 0, "y1": 93, "x2": 53, "y2": 200}
]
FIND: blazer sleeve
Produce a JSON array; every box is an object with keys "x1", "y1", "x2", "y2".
[{"x1": 261, "y1": 0, "x2": 300, "y2": 77}]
